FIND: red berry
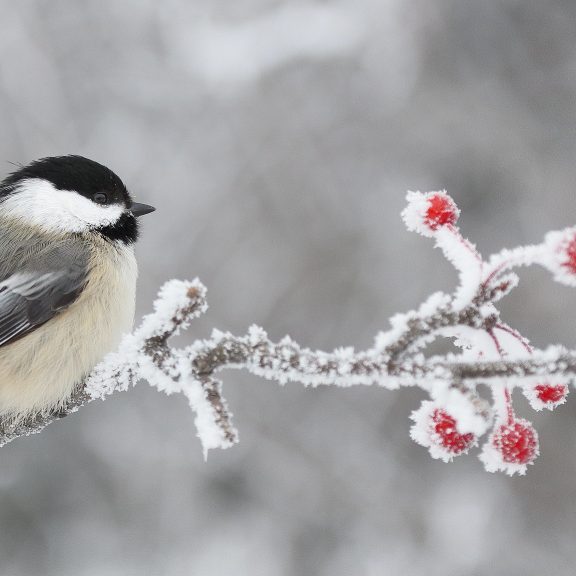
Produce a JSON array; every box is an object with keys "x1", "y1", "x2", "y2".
[
  {"x1": 562, "y1": 234, "x2": 576, "y2": 274},
  {"x1": 492, "y1": 420, "x2": 538, "y2": 465},
  {"x1": 535, "y1": 383, "x2": 568, "y2": 404},
  {"x1": 431, "y1": 409, "x2": 474, "y2": 454},
  {"x1": 424, "y1": 194, "x2": 459, "y2": 231}
]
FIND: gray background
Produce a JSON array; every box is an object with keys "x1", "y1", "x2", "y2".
[{"x1": 1, "y1": 1, "x2": 576, "y2": 574}]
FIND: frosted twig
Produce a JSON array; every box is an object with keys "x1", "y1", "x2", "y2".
[{"x1": 1, "y1": 191, "x2": 575, "y2": 475}]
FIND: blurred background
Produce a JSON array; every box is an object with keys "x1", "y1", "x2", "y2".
[{"x1": 1, "y1": 0, "x2": 576, "y2": 574}]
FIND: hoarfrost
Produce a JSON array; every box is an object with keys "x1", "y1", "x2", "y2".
[{"x1": 4, "y1": 191, "x2": 576, "y2": 476}]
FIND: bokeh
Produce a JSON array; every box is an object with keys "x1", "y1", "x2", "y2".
[{"x1": 1, "y1": 1, "x2": 576, "y2": 574}]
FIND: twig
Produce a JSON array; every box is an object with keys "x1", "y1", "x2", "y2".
[{"x1": 1, "y1": 191, "x2": 575, "y2": 475}]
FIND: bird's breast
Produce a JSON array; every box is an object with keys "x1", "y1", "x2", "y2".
[{"x1": 0, "y1": 239, "x2": 137, "y2": 419}]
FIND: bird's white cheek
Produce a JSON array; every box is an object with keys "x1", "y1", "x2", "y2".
[
  {"x1": 2, "y1": 179, "x2": 124, "y2": 233},
  {"x1": 59, "y1": 193, "x2": 124, "y2": 227}
]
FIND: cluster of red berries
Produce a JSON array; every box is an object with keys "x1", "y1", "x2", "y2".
[
  {"x1": 403, "y1": 191, "x2": 574, "y2": 474},
  {"x1": 412, "y1": 382, "x2": 569, "y2": 473},
  {"x1": 412, "y1": 401, "x2": 542, "y2": 473}
]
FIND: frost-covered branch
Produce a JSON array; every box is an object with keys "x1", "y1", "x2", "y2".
[
  {"x1": 0, "y1": 280, "x2": 237, "y2": 455},
  {"x1": 2, "y1": 191, "x2": 576, "y2": 475}
]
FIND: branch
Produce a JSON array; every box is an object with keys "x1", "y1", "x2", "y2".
[
  {"x1": 2, "y1": 191, "x2": 576, "y2": 475},
  {"x1": 0, "y1": 280, "x2": 236, "y2": 455}
]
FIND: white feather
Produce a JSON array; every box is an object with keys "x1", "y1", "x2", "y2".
[{"x1": 2, "y1": 178, "x2": 124, "y2": 233}]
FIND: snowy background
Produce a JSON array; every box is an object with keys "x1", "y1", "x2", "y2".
[{"x1": 1, "y1": 1, "x2": 576, "y2": 574}]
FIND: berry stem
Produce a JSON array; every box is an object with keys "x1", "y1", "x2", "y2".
[
  {"x1": 504, "y1": 388, "x2": 514, "y2": 426},
  {"x1": 488, "y1": 328, "x2": 515, "y2": 425},
  {"x1": 482, "y1": 244, "x2": 546, "y2": 292},
  {"x1": 446, "y1": 223, "x2": 483, "y2": 266},
  {"x1": 494, "y1": 323, "x2": 533, "y2": 354}
]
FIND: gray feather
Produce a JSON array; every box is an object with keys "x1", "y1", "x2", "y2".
[{"x1": 0, "y1": 226, "x2": 89, "y2": 347}]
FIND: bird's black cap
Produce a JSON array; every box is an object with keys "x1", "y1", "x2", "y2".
[
  {"x1": 1, "y1": 155, "x2": 155, "y2": 244},
  {"x1": 2, "y1": 155, "x2": 132, "y2": 207}
]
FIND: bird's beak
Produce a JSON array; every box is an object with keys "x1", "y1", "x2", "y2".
[{"x1": 130, "y1": 202, "x2": 156, "y2": 217}]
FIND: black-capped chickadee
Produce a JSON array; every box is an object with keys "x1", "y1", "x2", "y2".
[{"x1": 0, "y1": 155, "x2": 155, "y2": 422}]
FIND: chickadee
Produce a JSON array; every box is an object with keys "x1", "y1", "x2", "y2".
[{"x1": 0, "y1": 155, "x2": 155, "y2": 422}]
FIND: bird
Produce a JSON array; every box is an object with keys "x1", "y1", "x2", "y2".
[{"x1": 0, "y1": 155, "x2": 155, "y2": 423}]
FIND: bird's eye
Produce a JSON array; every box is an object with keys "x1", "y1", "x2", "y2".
[{"x1": 93, "y1": 192, "x2": 108, "y2": 205}]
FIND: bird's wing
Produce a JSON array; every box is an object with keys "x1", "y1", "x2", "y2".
[{"x1": 0, "y1": 243, "x2": 89, "y2": 348}]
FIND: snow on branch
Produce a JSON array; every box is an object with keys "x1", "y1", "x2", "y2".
[{"x1": 2, "y1": 191, "x2": 576, "y2": 474}]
